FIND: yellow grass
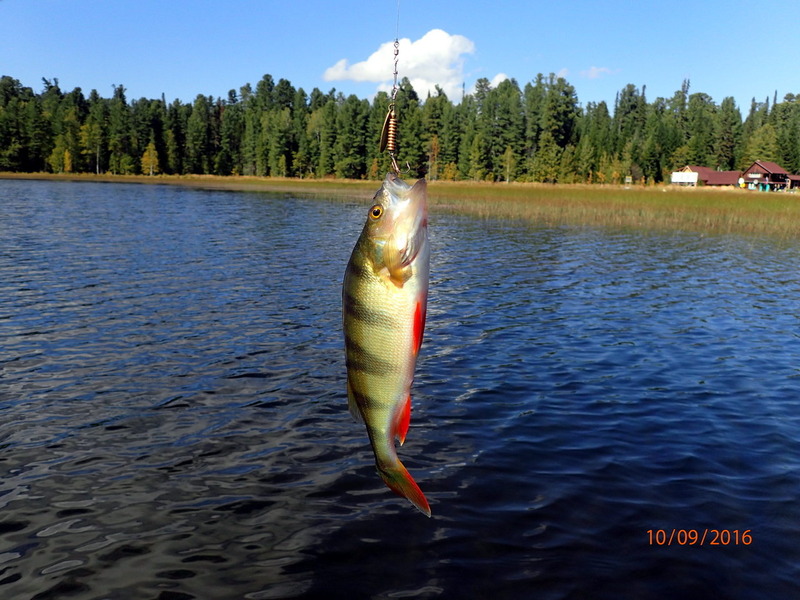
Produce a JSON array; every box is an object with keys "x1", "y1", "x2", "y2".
[
  {"x1": 427, "y1": 180, "x2": 800, "y2": 238},
  {"x1": 4, "y1": 172, "x2": 800, "y2": 238}
]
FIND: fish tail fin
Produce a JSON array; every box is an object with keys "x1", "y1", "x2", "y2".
[{"x1": 378, "y1": 459, "x2": 431, "y2": 517}]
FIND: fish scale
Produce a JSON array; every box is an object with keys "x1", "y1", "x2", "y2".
[{"x1": 342, "y1": 172, "x2": 431, "y2": 516}]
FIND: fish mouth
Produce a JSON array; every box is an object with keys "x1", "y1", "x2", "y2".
[
  {"x1": 383, "y1": 172, "x2": 411, "y2": 193},
  {"x1": 408, "y1": 181, "x2": 428, "y2": 215},
  {"x1": 386, "y1": 174, "x2": 427, "y2": 227},
  {"x1": 407, "y1": 180, "x2": 428, "y2": 235}
]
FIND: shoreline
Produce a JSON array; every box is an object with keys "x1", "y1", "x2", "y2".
[
  {"x1": 0, "y1": 172, "x2": 380, "y2": 199},
  {"x1": 2, "y1": 172, "x2": 798, "y2": 238}
]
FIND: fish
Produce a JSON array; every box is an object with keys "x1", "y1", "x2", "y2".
[{"x1": 342, "y1": 172, "x2": 431, "y2": 517}]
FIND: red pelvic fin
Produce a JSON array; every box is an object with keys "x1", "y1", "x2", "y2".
[
  {"x1": 413, "y1": 301, "x2": 425, "y2": 355},
  {"x1": 378, "y1": 459, "x2": 431, "y2": 517},
  {"x1": 395, "y1": 395, "x2": 411, "y2": 446}
]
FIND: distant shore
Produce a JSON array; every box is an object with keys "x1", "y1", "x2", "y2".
[
  {"x1": 3, "y1": 172, "x2": 798, "y2": 238},
  {"x1": 0, "y1": 172, "x2": 380, "y2": 200}
]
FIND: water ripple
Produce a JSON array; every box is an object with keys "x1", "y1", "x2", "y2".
[{"x1": 1, "y1": 181, "x2": 799, "y2": 598}]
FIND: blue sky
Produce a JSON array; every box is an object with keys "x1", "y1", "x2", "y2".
[{"x1": 1, "y1": 0, "x2": 795, "y2": 112}]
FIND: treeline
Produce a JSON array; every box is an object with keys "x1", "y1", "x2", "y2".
[{"x1": 2, "y1": 73, "x2": 800, "y2": 183}]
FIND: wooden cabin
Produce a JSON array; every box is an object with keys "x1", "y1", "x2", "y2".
[{"x1": 741, "y1": 160, "x2": 800, "y2": 191}]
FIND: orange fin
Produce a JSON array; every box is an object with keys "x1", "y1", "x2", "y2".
[
  {"x1": 378, "y1": 460, "x2": 431, "y2": 517},
  {"x1": 413, "y1": 301, "x2": 425, "y2": 355},
  {"x1": 395, "y1": 395, "x2": 411, "y2": 445}
]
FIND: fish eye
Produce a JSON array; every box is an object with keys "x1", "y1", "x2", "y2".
[{"x1": 369, "y1": 205, "x2": 383, "y2": 220}]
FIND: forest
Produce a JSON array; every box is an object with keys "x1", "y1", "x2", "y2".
[{"x1": 1, "y1": 72, "x2": 799, "y2": 184}]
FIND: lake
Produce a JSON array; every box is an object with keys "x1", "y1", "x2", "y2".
[{"x1": 1, "y1": 179, "x2": 799, "y2": 599}]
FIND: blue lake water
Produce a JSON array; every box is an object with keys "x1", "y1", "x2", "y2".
[{"x1": 1, "y1": 179, "x2": 799, "y2": 599}]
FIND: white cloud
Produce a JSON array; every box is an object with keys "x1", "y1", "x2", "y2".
[
  {"x1": 464, "y1": 73, "x2": 513, "y2": 97},
  {"x1": 556, "y1": 68, "x2": 569, "y2": 79},
  {"x1": 323, "y1": 29, "x2": 475, "y2": 100},
  {"x1": 490, "y1": 73, "x2": 509, "y2": 88},
  {"x1": 580, "y1": 66, "x2": 614, "y2": 79}
]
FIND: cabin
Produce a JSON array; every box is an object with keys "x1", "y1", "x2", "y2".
[
  {"x1": 741, "y1": 160, "x2": 800, "y2": 191},
  {"x1": 670, "y1": 165, "x2": 741, "y2": 187}
]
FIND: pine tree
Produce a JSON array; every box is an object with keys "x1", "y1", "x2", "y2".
[
  {"x1": 422, "y1": 86, "x2": 449, "y2": 179},
  {"x1": 4, "y1": 70, "x2": 792, "y2": 181},
  {"x1": 579, "y1": 101, "x2": 613, "y2": 177},
  {"x1": 39, "y1": 78, "x2": 63, "y2": 163},
  {"x1": 437, "y1": 99, "x2": 461, "y2": 175},
  {"x1": 456, "y1": 95, "x2": 478, "y2": 179},
  {"x1": 714, "y1": 97, "x2": 741, "y2": 170},
  {"x1": 541, "y1": 73, "x2": 579, "y2": 149},
  {"x1": 24, "y1": 91, "x2": 49, "y2": 171},
  {"x1": 108, "y1": 85, "x2": 134, "y2": 174},
  {"x1": 640, "y1": 100, "x2": 666, "y2": 183},
  {"x1": 186, "y1": 94, "x2": 212, "y2": 173},
  {"x1": 80, "y1": 91, "x2": 107, "y2": 173},
  {"x1": 395, "y1": 78, "x2": 425, "y2": 176},
  {"x1": 685, "y1": 93, "x2": 716, "y2": 166},
  {"x1": 468, "y1": 131, "x2": 489, "y2": 180},
  {"x1": 291, "y1": 88, "x2": 311, "y2": 177},
  {"x1": 482, "y1": 79, "x2": 524, "y2": 181},
  {"x1": 613, "y1": 84, "x2": 647, "y2": 161},
  {"x1": 334, "y1": 95, "x2": 369, "y2": 179},
  {"x1": 0, "y1": 77, "x2": 32, "y2": 170},
  {"x1": 740, "y1": 123, "x2": 779, "y2": 168},
  {"x1": 523, "y1": 74, "x2": 547, "y2": 164},
  {"x1": 531, "y1": 131, "x2": 561, "y2": 182},
  {"x1": 217, "y1": 90, "x2": 244, "y2": 175},
  {"x1": 771, "y1": 97, "x2": 800, "y2": 173},
  {"x1": 315, "y1": 96, "x2": 337, "y2": 177},
  {"x1": 264, "y1": 106, "x2": 293, "y2": 176},
  {"x1": 164, "y1": 99, "x2": 189, "y2": 174}
]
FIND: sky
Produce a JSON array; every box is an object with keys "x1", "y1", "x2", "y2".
[{"x1": 1, "y1": 0, "x2": 797, "y2": 112}]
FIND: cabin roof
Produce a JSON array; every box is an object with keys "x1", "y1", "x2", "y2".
[
  {"x1": 745, "y1": 160, "x2": 789, "y2": 174},
  {"x1": 680, "y1": 165, "x2": 740, "y2": 185},
  {"x1": 703, "y1": 170, "x2": 741, "y2": 185},
  {"x1": 684, "y1": 165, "x2": 715, "y2": 177}
]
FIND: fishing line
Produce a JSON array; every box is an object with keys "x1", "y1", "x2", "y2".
[
  {"x1": 395, "y1": 0, "x2": 401, "y2": 44},
  {"x1": 380, "y1": 0, "x2": 402, "y2": 174}
]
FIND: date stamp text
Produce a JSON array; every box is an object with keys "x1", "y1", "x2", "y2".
[{"x1": 647, "y1": 529, "x2": 752, "y2": 546}]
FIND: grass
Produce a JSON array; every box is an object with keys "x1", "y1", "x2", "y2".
[
  {"x1": 427, "y1": 180, "x2": 800, "y2": 238},
  {"x1": 3, "y1": 171, "x2": 800, "y2": 238}
]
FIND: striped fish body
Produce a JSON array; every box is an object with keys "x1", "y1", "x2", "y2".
[{"x1": 342, "y1": 173, "x2": 430, "y2": 516}]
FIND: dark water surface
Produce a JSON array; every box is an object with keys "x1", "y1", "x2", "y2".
[{"x1": 1, "y1": 180, "x2": 799, "y2": 599}]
